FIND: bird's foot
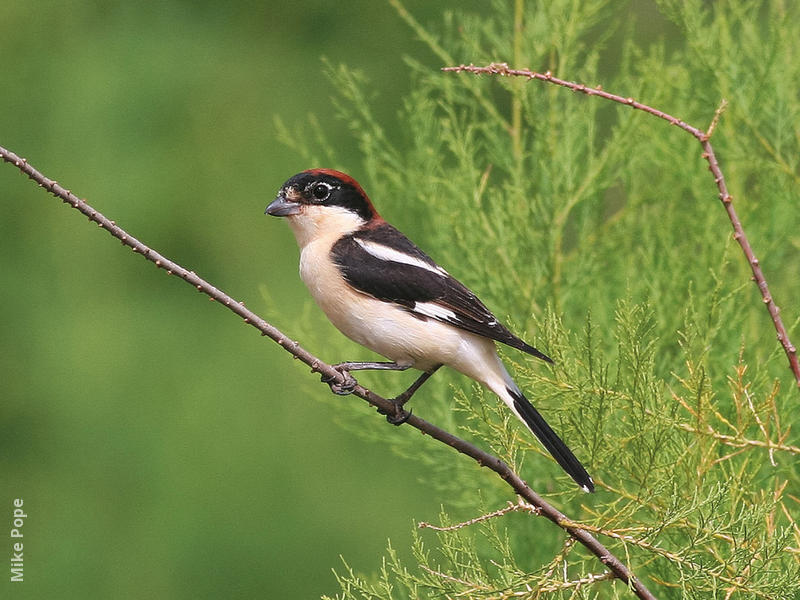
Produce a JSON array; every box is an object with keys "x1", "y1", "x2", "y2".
[
  {"x1": 378, "y1": 400, "x2": 412, "y2": 426},
  {"x1": 321, "y1": 366, "x2": 358, "y2": 395}
]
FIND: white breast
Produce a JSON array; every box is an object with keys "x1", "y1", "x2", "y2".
[
  {"x1": 285, "y1": 206, "x2": 511, "y2": 395},
  {"x1": 298, "y1": 237, "x2": 501, "y2": 384}
]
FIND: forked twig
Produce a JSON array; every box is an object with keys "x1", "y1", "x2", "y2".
[
  {"x1": 0, "y1": 143, "x2": 657, "y2": 598},
  {"x1": 443, "y1": 63, "x2": 800, "y2": 389}
]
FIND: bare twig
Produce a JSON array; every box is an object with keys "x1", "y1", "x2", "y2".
[
  {"x1": 443, "y1": 62, "x2": 800, "y2": 389},
  {"x1": 0, "y1": 143, "x2": 657, "y2": 598},
  {"x1": 418, "y1": 498, "x2": 537, "y2": 531},
  {"x1": 673, "y1": 421, "x2": 800, "y2": 456},
  {"x1": 705, "y1": 99, "x2": 728, "y2": 139}
]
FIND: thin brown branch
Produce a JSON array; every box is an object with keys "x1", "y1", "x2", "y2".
[
  {"x1": 443, "y1": 62, "x2": 800, "y2": 389},
  {"x1": 0, "y1": 143, "x2": 658, "y2": 599}
]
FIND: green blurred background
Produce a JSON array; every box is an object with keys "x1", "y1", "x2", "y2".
[{"x1": 0, "y1": 2, "x2": 680, "y2": 598}]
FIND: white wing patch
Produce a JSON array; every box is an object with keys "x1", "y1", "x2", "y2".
[
  {"x1": 413, "y1": 301, "x2": 457, "y2": 322},
  {"x1": 354, "y1": 238, "x2": 448, "y2": 276}
]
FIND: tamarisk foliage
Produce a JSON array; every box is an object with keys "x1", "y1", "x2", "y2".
[
  {"x1": 2, "y1": 0, "x2": 799, "y2": 598},
  {"x1": 280, "y1": 1, "x2": 800, "y2": 598}
]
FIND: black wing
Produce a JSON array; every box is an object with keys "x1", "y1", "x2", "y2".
[{"x1": 331, "y1": 223, "x2": 552, "y2": 363}]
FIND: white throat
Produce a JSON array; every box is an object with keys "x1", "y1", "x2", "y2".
[{"x1": 285, "y1": 204, "x2": 366, "y2": 249}]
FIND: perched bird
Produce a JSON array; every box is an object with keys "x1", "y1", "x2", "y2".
[{"x1": 265, "y1": 169, "x2": 594, "y2": 493}]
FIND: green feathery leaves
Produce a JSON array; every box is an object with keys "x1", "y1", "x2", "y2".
[{"x1": 292, "y1": 0, "x2": 800, "y2": 597}]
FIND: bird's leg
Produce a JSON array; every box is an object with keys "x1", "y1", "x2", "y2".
[
  {"x1": 392, "y1": 364, "x2": 441, "y2": 408},
  {"x1": 384, "y1": 365, "x2": 442, "y2": 426},
  {"x1": 321, "y1": 361, "x2": 411, "y2": 395}
]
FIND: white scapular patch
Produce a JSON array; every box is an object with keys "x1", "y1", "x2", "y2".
[
  {"x1": 354, "y1": 238, "x2": 448, "y2": 276},
  {"x1": 413, "y1": 301, "x2": 457, "y2": 321}
]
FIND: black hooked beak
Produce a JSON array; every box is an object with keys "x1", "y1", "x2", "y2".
[{"x1": 265, "y1": 192, "x2": 302, "y2": 217}]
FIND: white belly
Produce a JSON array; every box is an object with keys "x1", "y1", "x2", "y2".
[{"x1": 297, "y1": 236, "x2": 507, "y2": 387}]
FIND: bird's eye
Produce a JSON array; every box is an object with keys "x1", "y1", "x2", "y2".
[{"x1": 310, "y1": 183, "x2": 331, "y2": 201}]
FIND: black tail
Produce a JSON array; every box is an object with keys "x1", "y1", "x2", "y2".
[{"x1": 507, "y1": 387, "x2": 594, "y2": 493}]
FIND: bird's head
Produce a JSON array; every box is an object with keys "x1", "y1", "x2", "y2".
[{"x1": 266, "y1": 169, "x2": 381, "y2": 246}]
